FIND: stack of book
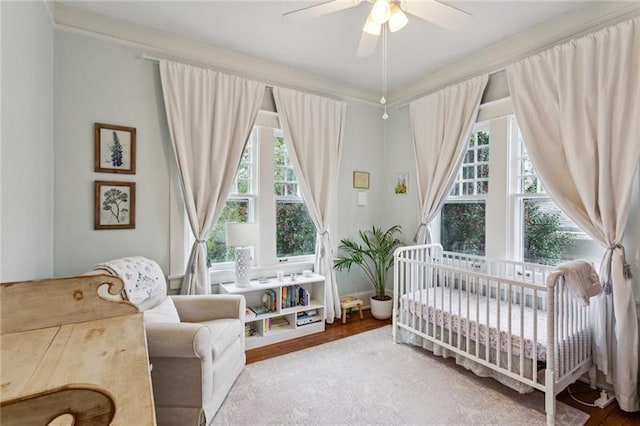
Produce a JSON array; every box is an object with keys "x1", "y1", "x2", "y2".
[
  {"x1": 281, "y1": 285, "x2": 300, "y2": 309},
  {"x1": 244, "y1": 323, "x2": 257, "y2": 337},
  {"x1": 298, "y1": 287, "x2": 311, "y2": 306},
  {"x1": 249, "y1": 305, "x2": 272, "y2": 316},
  {"x1": 296, "y1": 309, "x2": 321, "y2": 326},
  {"x1": 263, "y1": 289, "x2": 278, "y2": 311},
  {"x1": 266, "y1": 316, "x2": 289, "y2": 331}
]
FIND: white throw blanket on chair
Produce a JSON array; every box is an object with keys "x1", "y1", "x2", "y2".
[{"x1": 95, "y1": 256, "x2": 164, "y2": 305}]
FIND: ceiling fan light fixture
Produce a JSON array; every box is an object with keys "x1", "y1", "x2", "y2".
[
  {"x1": 388, "y1": 4, "x2": 408, "y2": 32},
  {"x1": 370, "y1": 0, "x2": 391, "y2": 25},
  {"x1": 362, "y1": 15, "x2": 382, "y2": 36}
]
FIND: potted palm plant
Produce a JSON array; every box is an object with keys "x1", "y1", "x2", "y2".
[{"x1": 334, "y1": 225, "x2": 403, "y2": 320}]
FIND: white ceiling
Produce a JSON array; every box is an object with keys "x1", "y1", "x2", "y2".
[{"x1": 59, "y1": 1, "x2": 618, "y2": 96}]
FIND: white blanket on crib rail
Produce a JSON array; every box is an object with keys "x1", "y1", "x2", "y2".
[{"x1": 401, "y1": 288, "x2": 590, "y2": 362}]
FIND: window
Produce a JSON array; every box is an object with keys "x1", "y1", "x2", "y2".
[
  {"x1": 273, "y1": 134, "x2": 316, "y2": 258},
  {"x1": 206, "y1": 135, "x2": 256, "y2": 264},
  {"x1": 205, "y1": 123, "x2": 315, "y2": 269},
  {"x1": 510, "y1": 118, "x2": 590, "y2": 265},
  {"x1": 440, "y1": 126, "x2": 489, "y2": 256},
  {"x1": 436, "y1": 110, "x2": 598, "y2": 266}
]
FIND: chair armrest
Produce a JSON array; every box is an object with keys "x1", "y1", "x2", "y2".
[
  {"x1": 145, "y1": 322, "x2": 211, "y2": 359},
  {"x1": 170, "y1": 295, "x2": 245, "y2": 323}
]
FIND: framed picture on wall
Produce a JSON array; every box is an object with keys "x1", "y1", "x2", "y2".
[
  {"x1": 394, "y1": 173, "x2": 408, "y2": 195},
  {"x1": 95, "y1": 181, "x2": 136, "y2": 230},
  {"x1": 353, "y1": 171, "x2": 370, "y2": 189},
  {"x1": 94, "y1": 122, "x2": 136, "y2": 174}
]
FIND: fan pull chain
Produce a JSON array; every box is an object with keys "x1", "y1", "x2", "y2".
[{"x1": 381, "y1": 23, "x2": 389, "y2": 120}]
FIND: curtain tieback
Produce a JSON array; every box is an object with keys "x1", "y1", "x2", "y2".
[
  {"x1": 602, "y1": 244, "x2": 633, "y2": 295},
  {"x1": 195, "y1": 239, "x2": 207, "y2": 243},
  {"x1": 319, "y1": 230, "x2": 330, "y2": 257},
  {"x1": 412, "y1": 223, "x2": 428, "y2": 243}
]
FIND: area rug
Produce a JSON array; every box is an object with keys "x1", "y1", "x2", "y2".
[{"x1": 214, "y1": 326, "x2": 589, "y2": 425}]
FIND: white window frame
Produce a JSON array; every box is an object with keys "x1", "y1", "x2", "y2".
[
  {"x1": 168, "y1": 111, "x2": 315, "y2": 289},
  {"x1": 508, "y1": 115, "x2": 596, "y2": 264},
  {"x1": 438, "y1": 122, "x2": 492, "y2": 256}
]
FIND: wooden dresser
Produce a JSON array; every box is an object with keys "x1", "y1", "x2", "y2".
[{"x1": 0, "y1": 274, "x2": 156, "y2": 425}]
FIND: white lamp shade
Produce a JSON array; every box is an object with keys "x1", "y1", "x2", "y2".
[
  {"x1": 388, "y1": 4, "x2": 408, "y2": 32},
  {"x1": 370, "y1": 0, "x2": 390, "y2": 24},
  {"x1": 362, "y1": 15, "x2": 382, "y2": 36},
  {"x1": 226, "y1": 222, "x2": 259, "y2": 247}
]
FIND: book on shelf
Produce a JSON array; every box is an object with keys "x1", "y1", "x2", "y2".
[
  {"x1": 296, "y1": 309, "x2": 318, "y2": 318},
  {"x1": 297, "y1": 314, "x2": 321, "y2": 326},
  {"x1": 245, "y1": 308, "x2": 256, "y2": 319},
  {"x1": 250, "y1": 305, "x2": 272, "y2": 316},
  {"x1": 266, "y1": 316, "x2": 289, "y2": 331}
]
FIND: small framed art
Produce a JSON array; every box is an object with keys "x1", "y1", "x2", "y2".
[
  {"x1": 95, "y1": 181, "x2": 136, "y2": 230},
  {"x1": 94, "y1": 122, "x2": 136, "y2": 174},
  {"x1": 353, "y1": 171, "x2": 370, "y2": 189},
  {"x1": 394, "y1": 173, "x2": 408, "y2": 195}
]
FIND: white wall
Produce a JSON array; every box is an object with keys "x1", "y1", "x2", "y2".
[
  {"x1": 382, "y1": 107, "x2": 419, "y2": 240},
  {"x1": 54, "y1": 31, "x2": 172, "y2": 276},
  {"x1": 1, "y1": 1, "x2": 54, "y2": 281},
  {"x1": 335, "y1": 100, "x2": 385, "y2": 295},
  {"x1": 52, "y1": 29, "x2": 387, "y2": 297}
]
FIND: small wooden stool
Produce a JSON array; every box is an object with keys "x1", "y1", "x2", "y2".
[{"x1": 340, "y1": 298, "x2": 364, "y2": 324}]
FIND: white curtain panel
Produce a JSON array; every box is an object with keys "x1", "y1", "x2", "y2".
[
  {"x1": 272, "y1": 87, "x2": 346, "y2": 323},
  {"x1": 506, "y1": 17, "x2": 640, "y2": 411},
  {"x1": 160, "y1": 60, "x2": 265, "y2": 295},
  {"x1": 409, "y1": 75, "x2": 488, "y2": 244}
]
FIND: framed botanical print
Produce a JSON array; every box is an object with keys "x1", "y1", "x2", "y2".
[
  {"x1": 94, "y1": 181, "x2": 136, "y2": 230},
  {"x1": 94, "y1": 123, "x2": 136, "y2": 174},
  {"x1": 353, "y1": 171, "x2": 370, "y2": 189}
]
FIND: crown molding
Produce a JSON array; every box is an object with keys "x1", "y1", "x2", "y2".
[
  {"x1": 389, "y1": 2, "x2": 640, "y2": 106},
  {"x1": 51, "y1": 3, "x2": 381, "y2": 105},
  {"x1": 51, "y1": 2, "x2": 640, "y2": 107}
]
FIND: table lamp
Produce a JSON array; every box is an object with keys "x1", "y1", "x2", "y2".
[{"x1": 226, "y1": 223, "x2": 258, "y2": 288}]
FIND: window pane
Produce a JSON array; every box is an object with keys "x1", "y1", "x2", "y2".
[
  {"x1": 451, "y1": 127, "x2": 490, "y2": 197},
  {"x1": 441, "y1": 202, "x2": 485, "y2": 256},
  {"x1": 522, "y1": 199, "x2": 576, "y2": 265},
  {"x1": 276, "y1": 201, "x2": 316, "y2": 257},
  {"x1": 273, "y1": 134, "x2": 315, "y2": 258},
  {"x1": 207, "y1": 200, "x2": 249, "y2": 264}
]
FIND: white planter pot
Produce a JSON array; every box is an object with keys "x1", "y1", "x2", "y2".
[{"x1": 370, "y1": 296, "x2": 392, "y2": 320}]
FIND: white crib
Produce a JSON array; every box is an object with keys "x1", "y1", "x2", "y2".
[{"x1": 392, "y1": 244, "x2": 595, "y2": 426}]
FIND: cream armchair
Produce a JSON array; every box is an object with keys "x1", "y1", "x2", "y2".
[{"x1": 93, "y1": 257, "x2": 245, "y2": 426}]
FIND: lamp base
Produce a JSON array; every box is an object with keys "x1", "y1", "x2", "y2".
[{"x1": 234, "y1": 247, "x2": 252, "y2": 288}]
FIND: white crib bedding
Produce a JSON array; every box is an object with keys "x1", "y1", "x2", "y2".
[{"x1": 401, "y1": 287, "x2": 587, "y2": 362}]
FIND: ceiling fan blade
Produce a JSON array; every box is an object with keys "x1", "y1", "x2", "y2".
[
  {"x1": 283, "y1": 0, "x2": 363, "y2": 21},
  {"x1": 357, "y1": 31, "x2": 379, "y2": 57},
  {"x1": 400, "y1": 0, "x2": 472, "y2": 31}
]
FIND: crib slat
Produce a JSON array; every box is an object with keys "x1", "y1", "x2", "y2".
[
  {"x1": 508, "y1": 283, "x2": 512, "y2": 374},
  {"x1": 533, "y1": 288, "x2": 537, "y2": 384},
  {"x1": 520, "y1": 286, "x2": 524, "y2": 378}
]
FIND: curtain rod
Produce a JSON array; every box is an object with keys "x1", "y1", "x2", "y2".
[
  {"x1": 140, "y1": 54, "x2": 381, "y2": 106},
  {"x1": 393, "y1": 67, "x2": 506, "y2": 110},
  {"x1": 141, "y1": 54, "x2": 273, "y2": 90}
]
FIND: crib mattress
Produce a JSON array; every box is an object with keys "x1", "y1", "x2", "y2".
[{"x1": 401, "y1": 288, "x2": 588, "y2": 362}]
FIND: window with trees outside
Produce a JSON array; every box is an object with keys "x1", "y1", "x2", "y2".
[
  {"x1": 511, "y1": 117, "x2": 589, "y2": 265},
  {"x1": 438, "y1": 113, "x2": 597, "y2": 266},
  {"x1": 206, "y1": 125, "x2": 316, "y2": 268},
  {"x1": 440, "y1": 125, "x2": 489, "y2": 256}
]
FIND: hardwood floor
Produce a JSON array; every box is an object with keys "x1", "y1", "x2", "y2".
[{"x1": 247, "y1": 309, "x2": 640, "y2": 425}]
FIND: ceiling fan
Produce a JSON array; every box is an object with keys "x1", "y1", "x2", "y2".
[{"x1": 283, "y1": 0, "x2": 473, "y2": 57}]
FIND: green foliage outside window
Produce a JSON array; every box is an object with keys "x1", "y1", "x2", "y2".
[
  {"x1": 276, "y1": 201, "x2": 316, "y2": 257},
  {"x1": 441, "y1": 202, "x2": 486, "y2": 256},
  {"x1": 207, "y1": 200, "x2": 249, "y2": 264},
  {"x1": 522, "y1": 200, "x2": 574, "y2": 265}
]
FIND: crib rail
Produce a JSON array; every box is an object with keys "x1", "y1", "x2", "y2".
[{"x1": 392, "y1": 244, "x2": 592, "y2": 398}]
